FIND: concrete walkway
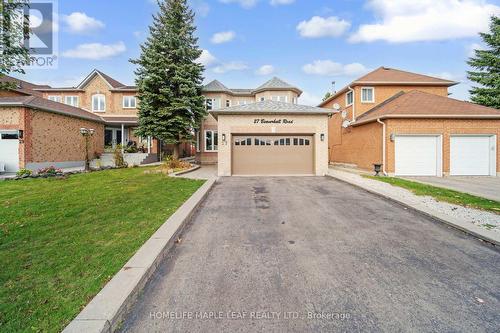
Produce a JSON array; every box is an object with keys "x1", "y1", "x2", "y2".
[
  {"x1": 120, "y1": 177, "x2": 500, "y2": 333},
  {"x1": 174, "y1": 165, "x2": 217, "y2": 180},
  {"x1": 404, "y1": 176, "x2": 500, "y2": 202}
]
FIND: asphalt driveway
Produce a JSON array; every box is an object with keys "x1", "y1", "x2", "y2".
[{"x1": 121, "y1": 177, "x2": 500, "y2": 333}]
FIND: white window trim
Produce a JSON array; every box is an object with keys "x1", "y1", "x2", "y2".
[
  {"x1": 64, "y1": 96, "x2": 79, "y2": 107},
  {"x1": 360, "y1": 87, "x2": 375, "y2": 104},
  {"x1": 345, "y1": 91, "x2": 353, "y2": 106},
  {"x1": 225, "y1": 99, "x2": 231, "y2": 108},
  {"x1": 48, "y1": 95, "x2": 61, "y2": 102},
  {"x1": 122, "y1": 96, "x2": 137, "y2": 109},
  {"x1": 92, "y1": 94, "x2": 106, "y2": 112},
  {"x1": 204, "y1": 130, "x2": 218, "y2": 152}
]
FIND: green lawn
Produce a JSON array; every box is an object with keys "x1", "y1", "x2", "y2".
[
  {"x1": 364, "y1": 176, "x2": 500, "y2": 214},
  {"x1": 0, "y1": 168, "x2": 204, "y2": 332}
]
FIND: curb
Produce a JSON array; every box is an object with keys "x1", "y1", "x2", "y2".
[
  {"x1": 63, "y1": 178, "x2": 217, "y2": 333},
  {"x1": 326, "y1": 173, "x2": 500, "y2": 247},
  {"x1": 172, "y1": 165, "x2": 201, "y2": 176}
]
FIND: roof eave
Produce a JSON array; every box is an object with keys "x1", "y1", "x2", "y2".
[
  {"x1": 210, "y1": 110, "x2": 333, "y2": 119},
  {"x1": 353, "y1": 114, "x2": 500, "y2": 126}
]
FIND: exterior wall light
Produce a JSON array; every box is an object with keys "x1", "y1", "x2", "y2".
[
  {"x1": 320, "y1": 133, "x2": 325, "y2": 142},
  {"x1": 390, "y1": 133, "x2": 395, "y2": 142},
  {"x1": 18, "y1": 130, "x2": 23, "y2": 139},
  {"x1": 222, "y1": 133, "x2": 226, "y2": 142}
]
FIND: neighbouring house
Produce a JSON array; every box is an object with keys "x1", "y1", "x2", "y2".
[
  {"x1": 319, "y1": 67, "x2": 500, "y2": 177},
  {"x1": 197, "y1": 77, "x2": 332, "y2": 176}
]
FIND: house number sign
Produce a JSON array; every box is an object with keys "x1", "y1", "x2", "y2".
[{"x1": 253, "y1": 118, "x2": 294, "y2": 124}]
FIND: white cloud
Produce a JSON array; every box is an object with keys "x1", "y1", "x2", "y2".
[
  {"x1": 219, "y1": 0, "x2": 258, "y2": 9},
  {"x1": 349, "y1": 0, "x2": 500, "y2": 43},
  {"x1": 270, "y1": 0, "x2": 294, "y2": 5},
  {"x1": 211, "y1": 31, "x2": 236, "y2": 44},
  {"x1": 297, "y1": 16, "x2": 351, "y2": 38},
  {"x1": 63, "y1": 12, "x2": 104, "y2": 34},
  {"x1": 62, "y1": 42, "x2": 126, "y2": 60},
  {"x1": 196, "y1": 49, "x2": 217, "y2": 66},
  {"x1": 299, "y1": 91, "x2": 322, "y2": 106},
  {"x1": 255, "y1": 65, "x2": 275, "y2": 75},
  {"x1": 302, "y1": 60, "x2": 368, "y2": 76},
  {"x1": 213, "y1": 61, "x2": 248, "y2": 74},
  {"x1": 467, "y1": 42, "x2": 485, "y2": 57}
]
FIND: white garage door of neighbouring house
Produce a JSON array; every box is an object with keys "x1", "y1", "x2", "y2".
[
  {"x1": 395, "y1": 135, "x2": 441, "y2": 176},
  {"x1": 0, "y1": 131, "x2": 20, "y2": 172},
  {"x1": 450, "y1": 135, "x2": 496, "y2": 176}
]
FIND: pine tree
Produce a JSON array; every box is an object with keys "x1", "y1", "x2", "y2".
[
  {"x1": 131, "y1": 0, "x2": 206, "y2": 158},
  {"x1": 0, "y1": 0, "x2": 31, "y2": 90},
  {"x1": 467, "y1": 16, "x2": 500, "y2": 109}
]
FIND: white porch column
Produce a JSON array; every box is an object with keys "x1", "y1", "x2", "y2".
[{"x1": 121, "y1": 123, "x2": 125, "y2": 154}]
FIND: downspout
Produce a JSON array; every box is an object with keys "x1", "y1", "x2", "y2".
[
  {"x1": 348, "y1": 86, "x2": 355, "y2": 122},
  {"x1": 376, "y1": 118, "x2": 388, "y2": 176}
]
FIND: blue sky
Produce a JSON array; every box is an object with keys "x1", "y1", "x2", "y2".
[{"x1": 21, "y1": 0, "x2": 500, "y2": 105}]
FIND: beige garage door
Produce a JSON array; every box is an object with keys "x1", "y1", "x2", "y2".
[{"x1": 232, "y1": 135, "x2": 314, "y2": 175}]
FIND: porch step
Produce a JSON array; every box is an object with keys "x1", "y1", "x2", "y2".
[{"x1": 141, "y1": 154, "x2": 159, "y2": 165}]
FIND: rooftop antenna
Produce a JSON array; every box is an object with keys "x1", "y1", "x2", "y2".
[{"x1": 331, "y1": 81, "x2": 336, "y2": 93}]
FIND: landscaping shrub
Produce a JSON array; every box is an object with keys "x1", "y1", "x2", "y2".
[
  {"x1": 113, "y1": 145, "x2": 127, "y2": 168},
  {"x1": 16, "y1": 168, "x2": 32, "y2": 178},
  {"x1": 162, "y1": 155, "x2": 191, "y2": 170},
  {"x1": 37, "y1": 166, "x2": 62, "y2": 176}
]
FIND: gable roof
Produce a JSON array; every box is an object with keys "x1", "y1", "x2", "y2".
[
  {"x1": 76, "y1": 69, "x2": 126, "y2": 89},
  {"x1": 0, "y1": 95, "x2": 104, "y2": 123},
  {"x1": 353, "y1": 90, "x2": 500, "y2": 126},
  {"x1": 210, "y1": 100, "x2": 332, "y2": 118},
  {"x1": 202, "y1": 77, "x2": 302, "y2": 96},
  {"x1": 318, "y1": 67, "x2": 458, "y2": 107}
]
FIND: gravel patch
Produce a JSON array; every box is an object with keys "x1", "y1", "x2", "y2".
[{"x1": 328, "y1": 169, "x2": 500, "y2": 233}]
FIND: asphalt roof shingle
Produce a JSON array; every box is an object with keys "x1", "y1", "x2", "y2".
[{"x1": 209, "y1": 100, "x2": 332, "y2": 117}]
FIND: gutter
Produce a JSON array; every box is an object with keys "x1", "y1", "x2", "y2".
[
  {"x1": 353, "y1": 114, "x2": 500, "y2": 126},
  {"x1": 348, "y1": 86, "x2": 355, "y2": 122},
  {"x1": 376, "y1": 118, "x2": 388, "y2": 176}
]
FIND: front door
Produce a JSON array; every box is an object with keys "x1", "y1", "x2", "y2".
[{"x1": 105, "y1": 128, "x2": 125, "y2": 151}]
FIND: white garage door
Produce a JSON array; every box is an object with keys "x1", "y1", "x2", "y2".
[
  {"x1": 0, "y1": 131, "x2": 20, "y2": 172},
  {"x1": 450, "y1": 135, "x2": 496, "y2": 176},
  {"x1": 395, "y1": 135, "x2": 441, "y2": 176}
]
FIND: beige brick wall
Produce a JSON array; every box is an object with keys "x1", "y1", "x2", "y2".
[
  {"x1": 216, "y1": 114, "x2": 329, "y2": 176},
  {"x1": 385, "y1": 119, "x2": 500, "y2": 174},
  {"x1": 28, "y1": 109, "x2": 104, "y2": 163},
  {"x1": 0, "y1": 107, "x2": 21, "y2": 127}
]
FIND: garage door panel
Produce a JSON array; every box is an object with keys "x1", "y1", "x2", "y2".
[
  {"x1": 232, "y1": 135, "x2": 314, "y2": 175},
  {"x1": 0, "y1": 131, "x2": 20, "y2": 172},
  {"x1": 395, "y1": 135, "x2": 440, "y2": 176},
  {"x1": 450, "y1": 136, "x2": 493, "y2": 176}
]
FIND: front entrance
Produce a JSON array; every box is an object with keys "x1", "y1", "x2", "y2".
[
  {"x1": 105, "y1": 128, "x2": 127, "y2": 151},
  {"x1": 232, "y1": 135, "x2": 314, "y2": 175}
]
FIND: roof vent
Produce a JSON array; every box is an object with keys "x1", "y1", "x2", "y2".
[{"x1": 382, "y1": 67, "x2": 390, "y2": 70}]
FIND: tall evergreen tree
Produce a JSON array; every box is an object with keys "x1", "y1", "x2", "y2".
[
  {"x1": 467, "y1": 16, "x2": 500, "y2": 109},
  {"x1": 0, "y1": 0, "x2": 31, "y2": 90},
  {"x1": 131, "y1": 0, "x2": 206, "y2": 158}
]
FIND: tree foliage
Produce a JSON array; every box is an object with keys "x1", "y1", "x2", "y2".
[
  {"x1": 0, "y1": 0, "x2": 30, "y2": 89},
  {"x1": 131, "y1": 0, "x2": 206, "y2": 156},
  {"x1": 467, "y1": 16, "x2": 500, "y2": 109}
]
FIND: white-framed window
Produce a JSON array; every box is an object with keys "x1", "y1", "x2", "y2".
[
  {"x1": 225, "y1": 99, "x2": 231, "y2": 107},
  {"x1": 204, "y1": 130, "x2": 218, "y2": 152},
  {"x1": 92, "y1": 94, "x2": 106, "y2": 112},
  {"x1": 361, "y1": 87, "x2": 375, "y2": 103},
  {"x1": 206, "y1": 98, "x2": 220, "y2": 110},
  {"x1": 48, "y1": 95, "x2": 61, "y2": 103},
  {"x1": 237, "y1": 100, "x2": 248, "y2": 106},
  {"x1": 64, "y1": 96, "x2": 79, "y2": 107},
  {"x1": 292, "y1": 97, "x2": 297, "y2": 104},
  {"x1": 272, "y1": 96, "x2": 287, "y2": 102},
  {"x1": 122, "y1": 96, "x2": 137, "y2": 109},
  {"x1": 346, "y1": 91, "x2": 353, "y2": 106}
]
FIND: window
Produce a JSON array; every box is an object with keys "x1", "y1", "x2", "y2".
[
  {"x1": 254, "y1": 138, "x2": 271, "y2": 146},
  {"x1": 260, "y1": 97, "x2": 265, "y2": 102},
  {"x1": 235, "y1": 137, "x2": 251, "y2": 146},
  {"x1": 92, "y1": 94, "x2": 106, "y2": 112},
  {"x1": 123, "y1": 96, "x2": 137, "y2": 108},
  {"x1": 1, "y1": 132, "x2": 19, "y2": 140},
  {"x1": 361, "y1": 87, "x2": 374, "y2": 103},
  {"x1": 226, "y1": 100, "x2": 231, "y2": 107},
  {"x1": 292, "y1": 97, "x2": 297, "y2": 104},
  {"x1": 64, "y1": 96, "x2": 79, "y2": 107},
  {"x1": 237, "y1": 100, "x2": 248, "y2": 106},
  {"x1": 205, "y1": 130, "x2": 218, "y2": 151},
  {"x1": 346, "y1": 91, "x2": 353, "y2": 106},
  {"x1": 272, "y1": 96, "x2": 287, "y2": 102},
  {"x1": 206, "y1": 98, "x2": 220, "y2": 110},
  {"x1": 48, "y1": 95, "x2": 61, "y2": 103}
]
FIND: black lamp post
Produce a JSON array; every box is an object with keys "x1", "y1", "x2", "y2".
[{"x1": 80, "y1": 128, "x2": 95, "y2": 171}]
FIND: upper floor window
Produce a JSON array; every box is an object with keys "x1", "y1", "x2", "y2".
[
  {"x1": 92, "y1": 94, "x2": 106, "y2": 112},
  {"x1": 48, "y1": 95, "x2": 61, "y2": 103},
  {"x1": 225, "y1": 99, "x2": 231, "y2": 107},
  {"x1": 272, "y1": 96, "x2": 287, "y2": 102},
  {"x1": 346, "y1": 91, "x2": 353, "y2": 106},
  {"x1": 64, "y1": 96, "x2": 79, "y2": 107},
  {"x1": 206, "y1": 98, "x2": 220, "y2": 110},
  {"x1": 260, "y1": 97, "x2": 265, "y2": 102},
  {"x1": 123, "y1": 96, "x2": 137, "y2": 109},
  {"x1": 361, "y1": 87, "x2": 374, "y2": 103},
  {"x1": 237, "y1": 100, "x2": 248, "y2": 106},
  {"x1": 292, "y1": 97, "x2": 297, "y2": 104}
]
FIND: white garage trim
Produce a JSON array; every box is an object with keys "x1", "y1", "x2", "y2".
[
  {"x1": 450, "y1": 134, "x2": 496, "y2": 176},
  {"x1": 395, "y1": 134, "x2": 442, "y2": 177}
]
